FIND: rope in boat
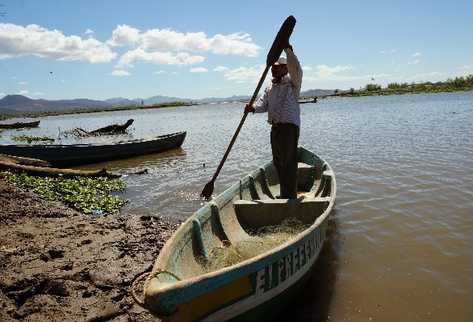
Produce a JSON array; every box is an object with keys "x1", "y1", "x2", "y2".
[{"x1": 131, "y1": 268, "x2": 181, "y2": 307}]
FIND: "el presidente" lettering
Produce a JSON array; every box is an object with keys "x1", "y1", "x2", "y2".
[{"x1": 255, "y1": 227, "x2": 325, "y2": 295}]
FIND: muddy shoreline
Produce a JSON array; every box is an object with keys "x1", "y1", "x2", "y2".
[{"x1": 0, "y1": 177, "x2": 180, "y2": 321}]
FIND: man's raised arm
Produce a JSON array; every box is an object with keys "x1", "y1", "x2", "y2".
[{"x1": 285, "y1": 46, "x2": 303, "y2": 98}]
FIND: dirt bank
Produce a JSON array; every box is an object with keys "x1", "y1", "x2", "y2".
[{"x1": 0, "y1": 177, "x2": 181, "y2": 321}]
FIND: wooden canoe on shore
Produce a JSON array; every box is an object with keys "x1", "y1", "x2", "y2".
[
  {"x1": 141, "y1": 147, "x2": 336, "y2": 322},
  {"x1": 0, "y1": 131, "x2": 186, "y2": 167},
  {"x1": 0, "y1": 120, "x2": 40, "y2": 129}
]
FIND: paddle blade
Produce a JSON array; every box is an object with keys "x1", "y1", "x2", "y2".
[
  {"x1": 266, "y1": 15, "x2": 297, "y2": 66},
  {"x1": 201, "y1": 180, "x2": 215, "y2": 200}
]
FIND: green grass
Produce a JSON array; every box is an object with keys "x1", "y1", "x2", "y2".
[{"x1": 2, "y1": 171, "x2": 127, "y2": 215}]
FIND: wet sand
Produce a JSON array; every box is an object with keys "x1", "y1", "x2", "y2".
[{"x1": 0, "y1": 177, "x2": 180, "y2": 321}]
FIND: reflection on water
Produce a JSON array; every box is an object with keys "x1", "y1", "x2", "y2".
[
  {"x1": 77, "y1": 147, "x2": 187, "y2": 172},
  {"x1": 2, "y1": 92, "x2": 473, "y2": 321},
  {"x1": 281, "y1": 213, "x2": 341, "y2": 322}
]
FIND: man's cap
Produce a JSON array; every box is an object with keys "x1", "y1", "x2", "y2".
[{"x1": 273, "y1": 57, "x2": 287, "y2": 66}]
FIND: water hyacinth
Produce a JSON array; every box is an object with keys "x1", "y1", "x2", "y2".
[
  {"x1": 12, "y1": 135, "x2": 55, "y2": 144},
  {"x1": 2, "y1": 171, "x2": 127, "y2": 215}
]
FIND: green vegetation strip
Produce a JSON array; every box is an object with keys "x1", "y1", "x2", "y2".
[
  {"x1": 12, "y1": 135, "x2": 55, "y2": 144},
  {"x1": 344, "y1": 74, "x2": 473, "y2": 97},
  {"x1": 2, "y1": 171, "x2": 127, "y2": 215}
]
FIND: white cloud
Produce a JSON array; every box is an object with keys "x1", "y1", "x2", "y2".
[
  {"x1": 408, "y1": 59, "x2": 420, "y2": 65},
  {"x1": 220, "y1": 64, "x2": 359, "y2": 85},
  {"x1": 117, "y1": 48, "x2": 205, "y2": 68},
  {"x1": 107, "y1": 24, "x2": 140, "y2": 47},
  {"x1": 31, "y1": 91, "x2": 44, "y2": 96},
  {"x1": 111, "y1": 69, "x2": 131, "y2": 77},
  {"x1": 458, "y1": 65, "x2": 471, "y2": 71},
  {"x1": 18, "y1": 89, "x2": 29, "y2": 95},
  {"x1": 404, "y1": 72, "x2": 442, "y2": 82},
  {"x1": 109, "y1": 25, "x2": 260, "y2": 57},
  {"x1": 84, "y1": 28, "x2": 95, "y2": 36},
  {"x1": 140, "y1": 29, "x2": 209, "y2": 52},
  {"x1": 213, "y1": 65, "x2": 229, "y2": 72},
  {"x1": 222, "y1": 65, "x2": 264, "y2": 83},
  {"x1": 189, "y1": 67, "x2": 208, "y2": 73},
  {"x1": 0, "y1": 23, "x2": 116, "y2": 63},
  {"x1": 302, "y1": 66, "x2": 313, "y2": 71},
  {"x1": 18, "y1": 81, "x2": 28, "y2": 85},
  {"x1": 408, "y1": 52, "x2": 422, "y2": 65},
  {"x1": 303, "y1": 64, "x2": 391, "y2": 85},
  {"x1": 154, "y1": 70, "x2": 167, "y2": 74},
  {"x1": 208, "y1": 33, "x2": 259, "y2": 57},
  {"x1": 380, "y1": 49, "x2": 397, "y2": 54},
  {"x1": 0, "y1": 93, "x2": 5, "y2": 98},
  {"x1": 313, "y1": 65, "x2": 354, "y2": 78},
  {"x1": 110, "y1": 24, "x2": 260, "y2": 69}
]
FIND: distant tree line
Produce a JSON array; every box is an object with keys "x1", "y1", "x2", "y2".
[{"x1": 346, "y1": 74, "x2": 473, "y2": 96}]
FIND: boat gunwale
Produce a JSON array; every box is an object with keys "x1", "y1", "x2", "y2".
[{"x1": 147, "y1": 148, "x2": 336, "y2": 296}]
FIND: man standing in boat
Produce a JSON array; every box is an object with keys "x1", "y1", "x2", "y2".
[{"x1": 245, "y1": 44, "x2": 303, "y2": 199}]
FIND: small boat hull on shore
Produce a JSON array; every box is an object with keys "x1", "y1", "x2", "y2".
[
  {"x1": 0, "y1": 120, "x2": 40, "y2": 129},
  {"x1": 142, "y1": 147, "x2": 336, "y2": 322},
  {"x1": 0, "y1": 131, "x2": 186, "y2": 167}
]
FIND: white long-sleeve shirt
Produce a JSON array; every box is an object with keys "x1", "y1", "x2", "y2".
[{"x1": 254, "y1": 48, "x2": 303, "y2": 127}]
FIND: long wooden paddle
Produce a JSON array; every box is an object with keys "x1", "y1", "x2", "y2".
[{"x1": 201, "y1": 15, "x2": 297, "y2": 200}]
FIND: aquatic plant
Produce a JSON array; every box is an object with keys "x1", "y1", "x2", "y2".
[
  {"x1": 12, "y1": 135, "x2": 55, "y2": 144},
  {"x1": 1, "y1": 171, "x2": 127, "y2": 215}
]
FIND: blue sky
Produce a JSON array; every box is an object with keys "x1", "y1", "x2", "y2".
[{"x1": 0, "y1": 0, "x2": 472, "y2": 100}]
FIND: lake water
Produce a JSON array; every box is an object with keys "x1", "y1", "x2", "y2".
[{"x1": 1, "y1": 92, "x2": 472, "y2": 321}]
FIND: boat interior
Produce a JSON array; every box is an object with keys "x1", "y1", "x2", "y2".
[{"x1": 150, "y1": 147, "x2": 334, "y2": 283}]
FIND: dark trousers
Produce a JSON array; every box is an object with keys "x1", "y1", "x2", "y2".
[{"x1": 270, "y1": 123, "x2": 300, "y2": 199}]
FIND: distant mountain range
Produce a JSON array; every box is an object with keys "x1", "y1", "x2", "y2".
[
  {"x1": 300, "y1": 89, "x2": 335, "y2": 97},
  {"x1": 0, "y1": 89, "x2": 334, "y2": 115},
  {"x1": 0, "y1": 95, "x2": 111, "y2": 114}
]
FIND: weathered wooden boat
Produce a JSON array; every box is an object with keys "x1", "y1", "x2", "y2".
[
  {"x1": 0, "y1": 120, "x2": 40, "y2": 129},
  {"x1": 298, "y1": 97, "x2": 318, "y2": 104},
  {"x1": 0, "y1": 131, "x2": 186, "y2": 167},
  {"x1": 139, "y1": 147, "x2": 336, "y2": 322}
]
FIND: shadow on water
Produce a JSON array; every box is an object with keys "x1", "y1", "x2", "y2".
[
  {"x1": 75, "y1": 147, "x2": 187, "y2": 171},
  {"x1": 279, "y1": 209, "x2": 341, "y2": 322}
]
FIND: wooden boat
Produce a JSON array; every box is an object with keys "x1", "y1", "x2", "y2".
[
  {"x1": 0, "y1": 131, "x2": 186, "y2": 167},
  {"x1": 140, "y1": 147, "x2": 336, "y2": 322},
  {"x1": 299, "y1": 97, "x2": 317, "y2": 104},
  {"x1": 0, "y1": 120, "x2": 40, "y2": 129}
]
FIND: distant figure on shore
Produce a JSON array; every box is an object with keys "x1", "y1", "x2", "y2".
[
  {"x1": 313, "y1": 96, "x2": 318, "y2": 103},
  {"x1": 245, "y1": 44, "x2": 303, "y2": 199}
]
